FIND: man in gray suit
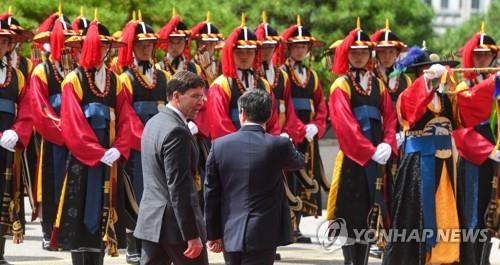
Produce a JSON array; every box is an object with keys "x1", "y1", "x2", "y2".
[
  {"x1": 204, "y1": 90, "x2": 305, "y2": 265},
  {"x1": 134, "y1": 70, "x2": 208, "y2": 265}
]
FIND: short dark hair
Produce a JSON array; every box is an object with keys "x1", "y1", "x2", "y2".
[
  {"x1": 166, "y1": 70, "x2": 205, "y2": 100},
  {"x1": 237, "y1": 89, "x2": 272, "y2": 124}
]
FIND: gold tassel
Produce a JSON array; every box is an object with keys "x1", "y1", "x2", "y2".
[{"x1": 11, "y1": 220, "x2": 23, "y2": 244}]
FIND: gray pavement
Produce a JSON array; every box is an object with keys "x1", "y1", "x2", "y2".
[{"x1": 4, "y1": 138, "x2": 500, "y2": 264}]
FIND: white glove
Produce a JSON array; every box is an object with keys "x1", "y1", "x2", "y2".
[
  {"x1": 396, "y1": 132, "x2": 405, "y2": 148},
  {"x1": 305, "y1": 124, "x2": 319, "y2": 142},
  {"x1": 280, "y1": 132, "x2": 290, "y2": 138},
  {"x1": 187, "y1": 121, "x2": 199, "y2": 135},
  {"x1": 489, "y1": 150, "x2": 500, "y2": 162},
  {"x1": 0, "y1": 130, "x2": 18, "y2": 152},
  {"x1": 100, "y1": 148, "x2": 121, "y2": 166},
  {"x1": 424, "y1": 64, "x2": 446, "y2": 81},
  {"x1": 371, "y1": 142, "x2": 392, "y2": 165}
]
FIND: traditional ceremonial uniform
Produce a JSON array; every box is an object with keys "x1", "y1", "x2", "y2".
[
  {"x1": 255, "y1": 17, "x2": 307, "y2": 234},
  {"x1": 30, "y1": 14, "x2": 76, "y2": 250},
  {"x1": 370, "y1": 22, "x2": 411, "y2": 219},
  {"x1": 0, "y1": 20, "x2": 32, "y2": 265},
  {"x1": 207, "y1": 20, "x2": 280, "y2": 140},
  {"x1": 190, "y1": 12, "x2": 223, "y2": 86},
  {"x1": 117, "y1": 18, "x2": 170, "y2": 264},
  {"x1": 273, "y1": 17, "x2": 327, "y2": 242},
  {"x1": 255, "y1": 16, "x2": 306, "y2": 144},
  {"x1": 326, "y1": 25, "x2": 397, "y2": 264},
  {"x1": 156, "y1": 12, "x2": 202, "y2": 76},
  {"x1": 55, "y1": 20, "x2": 131, "y2": 265},
  {"x1": 189, "y1": 14, "x2": 225, "y2": 207},
  {"x1": 383, "y1": 48, "x2": 465, "y2": 265},
  {"x1": 1, "y1": 12, "x2": 36, "y2": 251},
  {"x1": 190, "y1": 12, "x2": 224, "y2": 136},
  {"x1": 452, "y1": 28, "x2": 498, "y2": 265}
]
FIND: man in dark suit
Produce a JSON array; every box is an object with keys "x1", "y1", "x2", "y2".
[
  {"x1": 204, "y1": 89, "x2": 305, "y2": 265},
  {"x1": 134, "y1": 70, "x2": 208, "y2": 265}
]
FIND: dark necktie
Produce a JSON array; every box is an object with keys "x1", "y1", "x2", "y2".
[
  {"x1": 171, "y1": 56, "x2": 182, "y2": 69},
  {"x1": 295, "y1": 61, "x2": 304, "y2": 75},
  {"x1": 138, "y1": 60, "x2": 152, "y2": 74},
  {"x1": 238, "y1": 68, "x2": 253, "y2": 88},
  {"x1": 263, "y1": 61, "x2": 269, "y2": 72},
  {"x1": 351, "y1": 68, "x2": 366, "y2": 84}
]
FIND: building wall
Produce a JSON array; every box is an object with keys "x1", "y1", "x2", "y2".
[{"x1": 425, "y1": 0, "x2": 492, "y2": 34}]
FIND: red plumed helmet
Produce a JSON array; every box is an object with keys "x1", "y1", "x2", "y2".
[
  {"x1": 222, "y1": 27, "x2": 242, "y2": 78},
  {"x1": 50, "y1": 19, "x2": 65, "y2": 61},
  {"x1": 272, "y1": 25, "x2": 297, "y2": 66},
  {"x1": 79, "y1": 21, "x2": 102, "y2": 69},
  {"x1": 118, "y1": 21, "x2": 139, "y2": 67}
]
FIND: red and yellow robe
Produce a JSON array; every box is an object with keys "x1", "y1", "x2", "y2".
[{"x1": 207, "y1": 74, "x2": 281, "y2": 140}]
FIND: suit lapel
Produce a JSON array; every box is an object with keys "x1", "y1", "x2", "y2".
[{"x1": 162, "y1": 107, "x2": 199, "y2": 171}]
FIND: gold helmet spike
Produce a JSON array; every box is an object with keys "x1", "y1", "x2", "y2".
[
  {"x1": 58, "y1": 0, "x2": 62, "y2": 17},
  {"x1": 8, "y1": 6, "x2": 12, "y2": 14},
  {"x1": 138, "y1": 9, "x2": 142, "y2": 21},
  {"x1": 262, "y1": 11, "x2": 267, "y2": 24},
  {"x1": 240, "y1": 13, "x2": 246, "y2": 27},
  {"x1": 297, "y1": 15, "x2": 301, "y2": 26},
  {"x1": 206, "y1": 11, "x2": 211, "y2": 22},
  {"x1": 80, "y1": 6, "x2": 84, "y2": 17},
  {"x1": 94, "y1": 8, "x2": 98, "y2": 21},
  {"x1": 356, "y1": 16, "x2": 361, "y2": 29},
  {"x1": 172, "y1": 7, "x2": 177, "y2": 17},
  {"x1": 132, "y1": 10, "x2": 136, "y2": 21},
  {"x1": 385, "y1": 18, "x2": 390, "y2": 30},
  {"x1": 480, "y1": 21, "x2": 485, "y2": 34}
]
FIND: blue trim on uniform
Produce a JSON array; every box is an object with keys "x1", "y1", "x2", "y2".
[
  {"x1": 464, "y1": 160, "x2": 479, "y2": 230},
  {"x1": 292, "y1": 98, "x2": 311, "y2": 111},
  {"x1": 133, "y1": 101, "x2": 159, "y2": 124},
  {"x1": 50, "y1": 93, "x2": 62, "y2": 114},
  {"x1": 352, "y1": 105, "x2": 381, "y2": 134},
  {"x1": 83, "y1": 102, "x2": 110, "y2": 129},
  {"x1": 0, "y1": 98, "x2": 15, "y2": 115},
  {"x1": 404, "y1": 134, "x2": 452, "y2": 248},
  {"x1": 352, "y1": 104, "x2": 384, "y2": 218},
  {"x1": 84, "y1": 128, "x2": 107, "y2": 234},
  {"x1": 52, "y1": 144, "x2": 68, "y2": 204}
]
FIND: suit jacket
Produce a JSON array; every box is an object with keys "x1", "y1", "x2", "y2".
[
  {"x1": 204, "y1": 124, "x2": 305, "y2": 252},
  {"x1": 134, "y1": 106, "x2": 206, "y2": 244}
]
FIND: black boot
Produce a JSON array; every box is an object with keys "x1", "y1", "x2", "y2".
[
  {"x1": 0, "y1": 237, "x2": 11, "y2": 265},
  {"x1": 87, "y1": 250, "x2": 104, "y2": 265},
  {"x1": 71, "y1": 251, "x2": 86, "y2": 265},
  {"x1": 126, "y1": 233, "x2": 140, "y2": 264},
  {"x1": 352, "y1": 243, "x2": 368, "y2": 265},
  {"x1": 41, "y1": 221, "x2": 57, "y2": 251},
  {"x1": 480, "y1": 242, "x2": 492, "y2": 265},
  {"x1": 342, "y1": 246, "x2": 353, "y2": 265}
]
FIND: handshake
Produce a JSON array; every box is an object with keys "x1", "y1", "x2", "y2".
[{"x1": 206, "y1": 239, "x2": 223, "y2": 253}]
